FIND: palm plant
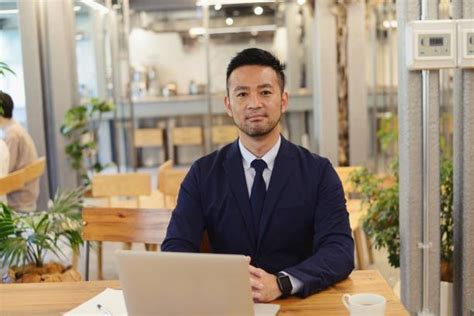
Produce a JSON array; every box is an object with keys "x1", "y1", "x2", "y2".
[
  {"x1": 0, "y1": 188, "x2": 84, "y2": 269},
  {"x1": 0, "y1": 62, "x2": 15, "y2": 77}
]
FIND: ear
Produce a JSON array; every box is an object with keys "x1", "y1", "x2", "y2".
[
  {"x1": 224, "y1": 96, "x2": 233, "y2": 117},
  {"x1": 281, "y1": 91, "x2": 289, "y2": 113}
]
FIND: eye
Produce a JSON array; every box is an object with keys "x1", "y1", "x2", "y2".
[
  {"x1": 261, "y1": 90, "x2": 272, "y2": 96},
  {"x1": 236, "y1": 92, "x2": 248, "y2": 97}
]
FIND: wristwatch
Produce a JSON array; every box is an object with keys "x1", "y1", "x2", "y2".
[{"x1": 276, "y1": 272, "x2": 293, "y2": 298}]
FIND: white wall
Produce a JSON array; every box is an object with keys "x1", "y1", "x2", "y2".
[{"x1": 128, "y1": 28, "x2": 286, "y2": 95}]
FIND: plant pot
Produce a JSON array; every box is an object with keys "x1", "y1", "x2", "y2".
[
  {"x1": 440, "y1": 260, "x2": 453, "y2": 283},
  {"x1": 2, "y1": 262, "x2": 81, "y2": 283},
  {"x1": 440, "y1": 281, "x2": 453, "y2": 316}
]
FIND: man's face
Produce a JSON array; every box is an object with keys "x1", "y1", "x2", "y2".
[{"x1": 224, "y1": 65, "x2": 288, "y2": 138}]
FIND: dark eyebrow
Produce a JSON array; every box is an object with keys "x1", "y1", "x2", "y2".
[
  {"x1": 258, "y1": 84, "x2": 274, "y2": 89},
  {"x1": 233, "y1": 86, "x2": 250, "y2": 93}
]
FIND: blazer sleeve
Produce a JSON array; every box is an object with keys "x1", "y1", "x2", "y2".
[
  {"x1": 285, "y1": 159, "x2": 355, "y2": 297},
  {"x1": 161, "y1": 162, "x2": 205, "y2": 252}
]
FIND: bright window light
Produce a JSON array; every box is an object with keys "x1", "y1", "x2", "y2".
[
  {"x1": 74, "y1": 6, "x2": 82, "y2": 12},
  {"x1": 297, "y1": 0, "x2": 306, "y2": 5},
  {"x1": 0, "y1": 9, "x2": 19, "y2": 15},
  {"x1": 81, "y1": 0, "x2": 109, "y2": 15}
]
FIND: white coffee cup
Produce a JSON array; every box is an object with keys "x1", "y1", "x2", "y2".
[{"x1": 342, "y1": 293, "x2": 386, "y2": 316}]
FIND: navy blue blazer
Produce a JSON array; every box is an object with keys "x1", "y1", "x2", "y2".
[{"x1": 162, "y1": 137, "x2": 354, "y2": 297}]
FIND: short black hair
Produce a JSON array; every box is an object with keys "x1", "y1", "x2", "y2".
[
  {"x1": 226, "y1": 48, "x2": 285, "y2": 94},
  {"x1": 0, "y1": 91, "x2": 13, "y2": 118}
]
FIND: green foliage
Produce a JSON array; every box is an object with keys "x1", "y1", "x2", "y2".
[
  {"x1": 350, "y1": 155, "x2": 454, "y2": 269},
  {"x1": 0, "y1": 62, "x2": 15, "y2": 77},
  {"x1": 349, "y1": 162, "x2": 400, "y2": 268},
  {"x1": 60, "y1": 98, "x2": 115, "y2": 186},
  {"x1": 0, "y1": 188, "x2": 85, "y2": 268}
]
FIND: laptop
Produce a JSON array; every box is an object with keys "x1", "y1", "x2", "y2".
[{"x1": 116, "y1": 250, "x2": 280, "y2": 316}]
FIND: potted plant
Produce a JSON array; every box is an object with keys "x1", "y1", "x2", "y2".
[
  {"x1": 60, "y1": 98, "x2": 115, "y2": 187},
  {"x1": 349, "y1": 157, "x2": 453, "y2": 281},
  {"x1": 0, "y1": 188, "x2": 85, "y2": 283}
]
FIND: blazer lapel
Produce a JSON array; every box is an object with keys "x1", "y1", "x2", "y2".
[
  {"x1": 257, "y1": 137, "x2": 296, "y2": 250},
  {"x1": 223, "y1": 141, "x2": 257, "y2": 247}
]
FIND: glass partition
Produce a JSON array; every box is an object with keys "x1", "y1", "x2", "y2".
[{"x1": 0, "y1": 0, "x2": 26, "y2": 126}]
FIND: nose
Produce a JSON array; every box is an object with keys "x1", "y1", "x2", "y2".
[{"x1": 247, "y1": 93, "x2": 263, "y2": 109}]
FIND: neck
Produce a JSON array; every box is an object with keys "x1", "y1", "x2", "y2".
[
  {"x1": 0, "y1": 117, "x2": 10, "y2": 127},
  {"x1": 239, "y1": 128, "x2": 280, "y2": 158}
]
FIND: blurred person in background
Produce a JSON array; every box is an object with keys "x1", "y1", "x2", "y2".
[
  {"x1": 0, "y1": 137, "x2": 10, "y2": 203},
  {"x1": 0, "y1": 91, "x2": 39, "y2": 211}
]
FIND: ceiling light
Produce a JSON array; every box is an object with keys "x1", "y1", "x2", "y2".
[
  {"x1": 297, "y1": 0, "x2": 306, "y2": 5},
  {"x1": 225, "y1": 17, "x2": 234, "y2": 26},
  {"x1": 0, "y1": 9, "x2": 19, "y2": 15},
  {"x1": 254, "y1": 6, "x2": 263, "y2": 15},
  {"x1": 214, "y1": 4, "x2": 222, "y2": 10},
  {"x1": 382, "y1": 20, "x2": 397, "y2": 29},
  {"x1": 81, "y1": 0, "x2": 109, "y2": 15}
]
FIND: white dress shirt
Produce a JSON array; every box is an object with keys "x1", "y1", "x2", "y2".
[{"x1": 238, "y1": 136, "x2": 303, "y2": 295}]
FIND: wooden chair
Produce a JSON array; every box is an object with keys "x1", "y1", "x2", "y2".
[
  {"x1": 23, "y1": 157, "x2": 46, "y2": 184},
  {"x1": 89, "y1": 173, "x2": 152, "y2": 279},
  {"x1": 171, "y1": 126, "x2": 204, "y2": 165},
  {"x1": 335, "y1": 166, "x2": 363, "y2": 199},
  {"x1": 134, "y1": 128, "x2": 167, "y2": 166},
  {"x1": 211, "y1": 125, "x2": 238, "y2": 146},
  {"x1": 0, "y1": 157, "x2": 46, "y2": 197},
  {"x1": 0, "y1": 169, "x2": 25, "y2": 196},
  {"x1": 335, "y1": 166, "x2": 374, "y2": 269},
  {"x1": 82, "y1": 207, "x2": 172, "y2": 280},
  {"x1": 157, "y1": 160, "x2": 188, "y2": 209}
]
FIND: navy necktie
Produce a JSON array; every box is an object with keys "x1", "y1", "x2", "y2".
[{"x1": 250, "y1": 159, "x2": 267, "y2": 230}]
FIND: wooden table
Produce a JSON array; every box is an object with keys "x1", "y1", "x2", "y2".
[{"x1": 0, "y1": 270, "x2": 408, "y2": 315}]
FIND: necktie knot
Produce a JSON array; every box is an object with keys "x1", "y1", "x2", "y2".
[{"x1": 251, "y1": 159, "x2": 267, "y2": 174}]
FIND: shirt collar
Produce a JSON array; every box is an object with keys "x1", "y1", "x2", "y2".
[{"x1": 238, "y1": 135, "x2": 281, "y2": 172}]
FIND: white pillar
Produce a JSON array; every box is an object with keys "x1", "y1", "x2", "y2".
[{"x1": 312, "y1": 0, "x2": 338, "y2": 164}]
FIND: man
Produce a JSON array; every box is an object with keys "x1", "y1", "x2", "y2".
[
  {"x1": 0, "y1": 91, "x2": 39, "y2": 211},
  {"x1": 162, "y1": 48, "x2": 354, "y2": 302}
]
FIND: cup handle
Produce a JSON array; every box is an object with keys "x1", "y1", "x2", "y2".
[{"x1": 342, "y1": 294, "x2": 351, "y2": 310}]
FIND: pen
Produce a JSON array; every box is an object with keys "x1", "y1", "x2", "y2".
[{"x1": 96, "y1": 303, "x2": 113, "y2": 316}]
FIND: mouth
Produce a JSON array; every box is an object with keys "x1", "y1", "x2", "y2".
[{"x1": 246, "y1": 114, "x2": 267, "y2": 122}]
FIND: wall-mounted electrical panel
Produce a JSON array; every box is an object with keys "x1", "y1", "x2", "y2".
[
  {"x1": 406, "y1": 20, "x2": 457, "y2": 70},
  {"x1": 457, "y1": 20, "x2": 474, "y2": 68}
]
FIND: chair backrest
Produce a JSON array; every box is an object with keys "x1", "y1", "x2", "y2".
[
  {"x1": 91, "y1": 173, "x2": 152, "y2": 197},
  {"x1": 134, "y1": 128, "x2": 164, "y2": 147},
  {"x1": 157, "y1": 160, "x2": 188, "y2": 208},
  {"x1": 82, "y1": 207, "x2": 172, "y2": 244},
  {"x1": 211, "y1": 125, "x2": 238, "y2": 145},
  {"x1": 335, "y1": 166, "x2": 363, "y2": 198},
  {"x1": 172, "y1": 126, "x2": 203, "y2": 146},
  {"x1": 0, "y1": 169, "x2": 25, "y2": 196},
  {"x1": 23, "y1": 157, "x2": 46, "y2": 184}
]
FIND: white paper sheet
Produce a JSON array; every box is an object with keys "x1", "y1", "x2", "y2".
[
  {"x1": 64, "y1": 288, "x2": 280, "y2": 316},
  {"x1": 63, "y1": 288, "x2": 127, "y2": 316}
]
